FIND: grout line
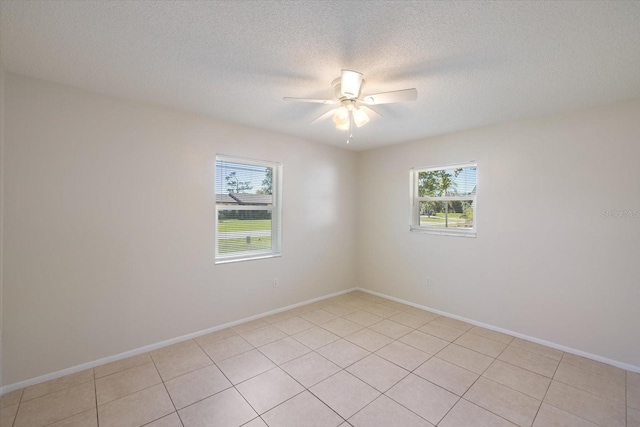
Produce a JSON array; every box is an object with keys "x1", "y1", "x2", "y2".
[{"x1": 93, "y1": 368, "x2": 99, "y2": 427}]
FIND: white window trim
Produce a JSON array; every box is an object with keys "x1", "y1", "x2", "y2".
[
  {"x1": 409, "y1": 161, "x2": 477, "y2": 237},
  {"x1": 215, "y1": 154, "x2": 283, "y2": 264}
]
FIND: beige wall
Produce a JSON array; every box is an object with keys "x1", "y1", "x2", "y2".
[
  {"x1": 3, "y1": 72, "x2": 639, "y2": 387},
  {"x1": 2, "y1": 73, "x2": 358, "y2": 385},
  {"x1": 357, "y1": 100, "x2": 640, "y2": 367}
]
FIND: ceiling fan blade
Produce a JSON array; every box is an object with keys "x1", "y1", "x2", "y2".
[
  {"x1": 341, "y1": 70, "x2": 364, "y2": 98},
  {"x1": 283, "y1": 97, "x2": 335, "y2": 104},
  {"x1": 361, "y1": 88, "x2": 418, "y2": 105},
  {"x1": 359, "y1": 105, "x2": 383, "y2": 118},
  {"x1": 311, "y1": 108, "x2": 337, "y2": 124}
]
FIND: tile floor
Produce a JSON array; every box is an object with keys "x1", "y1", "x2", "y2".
[{"x1": 1, "y1": 291, "x2": 638, "y2": 427}]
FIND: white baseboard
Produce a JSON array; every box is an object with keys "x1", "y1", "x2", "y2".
[
  {"x1": 357, "y1": 287, "x2": 640, "y2": 374},
  {"x1": 1, "y1": 287, "x2": 357, "y2": 394}
]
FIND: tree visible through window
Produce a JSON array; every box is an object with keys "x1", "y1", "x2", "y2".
[
  {"x1": 411, "y1": 163, "x2": 477, "y2": 236},
  {"x1": 215, "y1": 155, "x2": 282, "y2": 262}
]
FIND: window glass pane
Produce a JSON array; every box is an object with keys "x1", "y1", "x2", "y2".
[
  {"x1": 418, "y1": 165, "x2": 476, "y2": 197},
  {"x1": 215, "y1": 160, "x2": 273, "y2": 205},
  {"x1": 419, "y1": 200, "x2": 474, "y2": 229},
  {"x1": 217, "y1": 210, "x2": 272, "y2": 254}
]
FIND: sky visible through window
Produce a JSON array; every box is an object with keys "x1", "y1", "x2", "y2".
[{"x1": 215, "y1": 161, "x2": 270, "y2": 195}]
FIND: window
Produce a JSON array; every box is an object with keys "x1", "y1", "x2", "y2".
[
  {"x1": 215, "y1": 155, "x2": 282, "y2": 263},
  {"x1": 410, "y1": 162, "x2": 477, "y2": 237}
]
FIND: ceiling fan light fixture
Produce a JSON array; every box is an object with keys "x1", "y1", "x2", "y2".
[
  {"x1": 352, "y1": 107, "x2": 369, "y2": 127},
  {"x1": 333, "y1": 106, "x2": 350, "y2": 129},
  {"x1": 341, "y1": 69, "x2": 364, "y2": 98}
]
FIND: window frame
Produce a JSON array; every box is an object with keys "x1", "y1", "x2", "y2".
[
  {"x1": 215, "y1": 154, "x2": 283, "y2": 264},
  {"x1": 409, "y1": 161, "x2": 477, "y2": 237}
]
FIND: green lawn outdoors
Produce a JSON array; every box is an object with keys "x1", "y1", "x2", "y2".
[
  {"x1": 218, "y1": 219, "x2": 271, "y2": 232},
  {"x1": 420, "y1": 213, "x2": 472, "y2": 227},
  {"x1": 218, "y1": 236, "x2": 272, "y2": 253}
]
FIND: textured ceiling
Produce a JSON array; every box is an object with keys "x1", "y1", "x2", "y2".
[{"x1": 2, "y1": 1, "x2": 640, "y2": 150}]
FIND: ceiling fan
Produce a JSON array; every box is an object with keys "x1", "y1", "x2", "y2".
[{"x1": 284, "y1": 70, "x2": 418, "y2": 144}]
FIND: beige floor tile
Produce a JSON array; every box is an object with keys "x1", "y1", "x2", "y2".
[
  {"x1": 628, "y1": 383, "x2": 640, "y2": 409},
  {"x1": 193, "y1": 328, "x2": 237, "y2": 346},
  {"x1": 94, "y1": 353, "x2": 152, "y2": 379},
  {"x1": 47, "y1": 409, "x2": 97, "y2": 427},
  {"x1": 341, "y1": 298, "x2": 376, "y2": 310},
  {"x1": 152, "y1": 345, "x2": 212, "y2": 381},
  {"x1": 455, "y1": 332, "x2": 508, "y2": 358},
  {"x1": 439, "y1": 399, "x2": 517, "y2": 427},
  {"x1": 386, "y1": 373, "x2": 458, "y2": 425},
  {"x1": 0, "y1": 404, "x2": 18, "y2": 427},
  {"x1": 96, "y1": 362, "x2": 161, "y2": 405},
  {"x1": 561, "y1": 353, "x2": 626, "y2": 381},
  {"x1": 178, "y1": 388, "x2": 257, "y2": 427},
  {"x1": 97, "y1": 384, "x2": 173, "y2": 427},
  {"x1": 464, "y1": 377, "x2": 540, "y2": 427},
  {"x1": 468, "y1": 326, "x2": 514, "y2": 345},
  {"x1": 483, "y1": 360, "x2": 550, "y2": 400},
  {"x1": 414, "y1": 357, "x2": 478, "y2": 396},
  {"x1": 368, "y1": 319, "x2": 413, "y2": 339},
  {"x1": 201, "y1": 335, "x2": 253, "y2": 362},
  {"x1": 300, "y1": 309, "x2": 338, "y2": 325},
  {"x1": 418, "y1": 322, "x2": 465, "y2": 342},
  {"x1": 145, "y1": 412, "x2": 183, "y2": 427},
  {"x1": 232, "y1": 319, "x2": 270, "y2": 334},
  {"x1": 346, "y1": 354, "x2": 409, "y2": 392},
  {"x1": 216, "y1": 349, "x2": 276, "y2": 384},
  {"x1": 272, "y1": 316, "x2": 315, "y2": 335},
  {"x1": 428, "y1": 316, "x2": 473, "y2": 332},
  {"x1": 243, "y1": 418, "x2": 268, "y2": 427},
  {"x1": 316, "y1": 339, "x2": 370, "y2": 368},
  {"x1": 262, "y1": 310, "x2": 298, "y2": 325},
  {"x1": 323, "y1": 304, "x2": 358, "y2": 317},
  {"x1": 320, "y1": 318, "x2": 364, "y2": 337},
  {"x1": 236, "y1": 368, "x2": 304, "y2": 414},
  {"x1": 14, "y1": 382, "x2": 95, "y2": 427},
  {"x1": 399, "y1": 330, "x2": 449, "y2": 355},
  {"x1": 258, "y1": 337, "x2": 311, "y2": 365},
  {"x1": 629, "y1": 407, "x2": 640, "y2": 427},
  {"x1": 510, "y1": 339, "x2": 563, "y2": 361},
  {"x1": 359, "y1": 293, "x2": 387, "y2": 303},
  {"x1": 498, "y1": 346, "x2": 559, "y2": 378},
  {"x1": 310, "y1": 371, "x2": 380, "y2": 419},
  {"x1": 349, "y1": 395, "x2": 433, "y2": 427},
  {"x1": 281, "y1": 352, "x2": 341, "y2": 388},
  {"x1": 0, "y1": 389, "x2": 23, "y2": 408},
  {"x1": 554, "y1": 362, "x2": 625, "y2": 404},
  {"x1": 375, "y1": 341, "x2": 431, "y2": 371},
  {"x1": 164, "y1": 364, "x2": 231, "y2": 409},
  {"x1": 629, "y1": 371, "x2": 640, "y2": 387},
  {"x1": 150, "y1": 340, "x2": 200, "y2": 359},
  {"x1": 292, "y1": 326, "x2": 340, "y2": 350},
  {"x1": 379, "y1": 300, "x2": 412, "y2": 312},
  {"x1": 533, "y1": 403, "x2": 598, "y2": 427},
  {"x1": 22, "y1": 369, "x2": 94, "y2": 402},
  {"x1": 389, "y1": 312, "x2": 430, "y2": 329},
  {"x1": 262, "y1": 391, "x2": 343, "y2": 427},
  {"x1": 543, "y1": 380, "x2": 625, "y2": 427},
  {"x1": 362, "y1": 303, "x2": 402, "y2": 318},
  {"x1": 404, "y1": 308, "x2": 440, "y2": 323},
  {"x1": 344, "y1": 329, "x2": 393, "y2": 352},
  {"x1": 240, "y1": 325, "x2": 288, "y2": 347},
  {"x1": 343, "y1": 310, "x2": 383, "y2": 327},
  {"x1": 436, "y1": 344, "x2": 494, "y2": 374}
]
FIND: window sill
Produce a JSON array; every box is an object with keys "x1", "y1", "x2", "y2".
[
  {"x1": 215, "y1": 253, "x2": 282, "y2": 265},
  {"x1": 410, "y1": 226, "x2": 476, "y2": 238}
]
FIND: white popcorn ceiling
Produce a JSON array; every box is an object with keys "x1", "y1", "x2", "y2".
[{"x1": 1, "y1": 1, "x2": 640, "y2": 150}]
